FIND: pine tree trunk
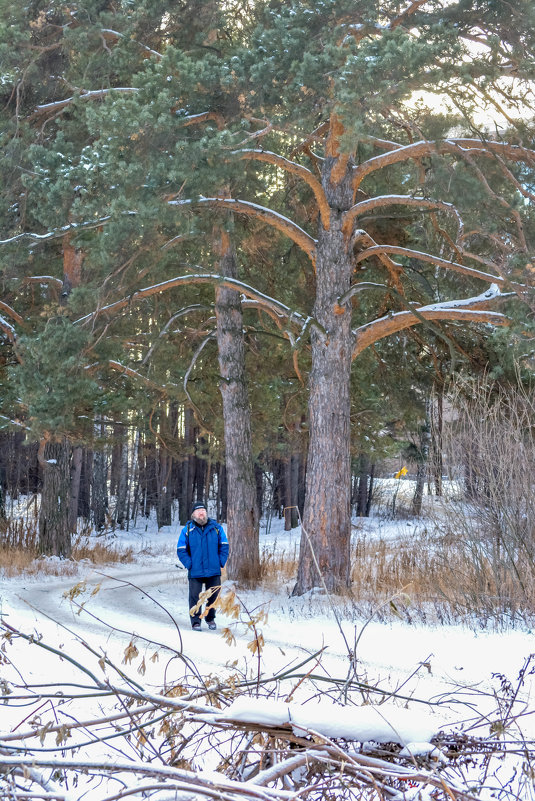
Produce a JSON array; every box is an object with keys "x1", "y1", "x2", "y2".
[
  {"x1": 156, "y1": 446, "x2": 172, "y2": 528},
  {"x1": 185, "y1": 407, "x2": 196, "y2": 513},
  {"x1": 284, "y1": 456, "x2": 292, "y2": 531},
  {"x1": 432, "y1": 388, "x2": 444, "y2": 496},
  {"x1": 220, "y1": 462, "x2": 228, "y2": 522},
  {"x1": 0, "y1": 467, "x2": 5, "y2": 520},
  {"x1": 366, "y1": 463, "x2": 375, "y2": 517},
  {"x1": 78, "y1": 449, "x2": 91, "y2": 520},
  {"x1": 68, "y1": 446, "x2": 82, "y2": 533},
  {"x1": 411, "y1": 461, "x2": 426, "y2": 516},
  {"x1": 115, "y1": 441, "x2": 129, "y2": 529},
  {"x1": 215, "y1": 232, "x2": 259, "y2": 585},
  {"x1": 92, "y1": 448, "x2": 108, "y2": 530},
  {"x1": 412, "y1": 403, "x2": 431, "y2": 515},
  {"x1": 255, "y1": 463, "x2": 264, "y2": 519},
  {"x1": 356, "y1": 456, "x2": 370, "y2": 517},
  {"x1": 293, "y1": 141, "x2": 353, "y2": 595},
  {"x1": 38, "y1": 438, "x2": 72, "y2": 557}
]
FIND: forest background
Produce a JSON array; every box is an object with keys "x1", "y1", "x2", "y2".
[{"x1": 1, "y1": 0, "x2": 535, "y2": 599}]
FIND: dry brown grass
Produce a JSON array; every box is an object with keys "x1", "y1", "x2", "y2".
[
  {"x1": 0, "y1": 516, "x2": 134, "y2": 577},
  {"x1": 260, "y1": 541, "x2": 299, "y2": 586},
  {"x1": 349, "y1": 524, "x2": 535, "y2": 624},
  {"x1": 253, "y1": 522, "x2": 535, "y2": 625}
]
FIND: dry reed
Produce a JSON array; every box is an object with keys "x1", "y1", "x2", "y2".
[{"x1": 0, "y1": 516, "x2": 134, "y2": 577}]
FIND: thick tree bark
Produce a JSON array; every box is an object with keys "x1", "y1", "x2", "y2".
[
  {"x1": 293, "y1": 142, "x2": 353, "y2": 595},
  {"x1": 215, "y1": 233, "x2": 260, "y2": 585},
  {"x1": 38, "y1": 438, "x2": 72, "y2": 557}
]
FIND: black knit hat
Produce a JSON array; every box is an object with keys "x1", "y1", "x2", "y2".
[{"x1": 191, "y1": 501, "x2": 207, "y2": 514}]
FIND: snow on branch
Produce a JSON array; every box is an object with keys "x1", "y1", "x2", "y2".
[
  {"x1": 100, "y1": 28, "x2": 162, "y2": 60},
  {"x1": 181, "y1": 110, "x2": 225, "y2": 129},
  {"x1": 343, "y1": 195, "x2": 463, "y2": 240},
  {"x1": 354, "y1": 244, "x2": 508, "y2": 287},
  {"x1": 30, "y1": 87, "x2": 140, "y2": 118},
  {"x1": 0, "y1": 414, "x2": 27, "y2": 430},
  {"x1": 170, "y1": 198, "x2": 317, "y2": 263},
  {"x1": 353, "y1": 284, "x2": 507, "y2": 358},
  {"x1": 233, "y1": 150, "x2": 330, "y2": 229},
  {"x1": 351, "y1": 229, "x2": 404, "y2": 291},
  {"x1": 352, "y1": 137, "x2": 535, "y2": 191},
  {"x1": 216, "y1": 696, "x2": 438, "y2": 746},
  {"x1": 0, "y1": 314, "x2": 17, "y2": 343},
  {"x1": 75, "y1": 273, "x2": 310, "y2": 330},
  {"x1": 0, "y1": 301, "x2": 24, "y2": 327},
  {"x1": 0, "y1": 754, "x2": 296, "y2": 801},
  {"x1": 0, "y1": 215, "x2": 126, "y2": 247},
  {"x1": 21, "y1": 275, "x2": 64, "y2": 288}
]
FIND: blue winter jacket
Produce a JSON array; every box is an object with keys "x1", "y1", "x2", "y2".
[{"x1": 177, "y1": 518, "x2": 229, "y2": 578}]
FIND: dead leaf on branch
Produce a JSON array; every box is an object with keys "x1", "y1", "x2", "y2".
[
  {"x1": 55, "y1": 725, "x2": 71, "y2": 746},
  {"x1": 247, "y1": 633, "x2": 264, "y2": 656},
  {"x1": 123, "y1": 640, "x2": 139, "y2": 665},
  {"x1": 63, "y1": 580, "x2": 86, "y2": 601}
]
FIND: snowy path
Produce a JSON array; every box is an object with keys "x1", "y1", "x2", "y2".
[{"x1": 4, "y1": 552, "x2": 535, "y2": 739}]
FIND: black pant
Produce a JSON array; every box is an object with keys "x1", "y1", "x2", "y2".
[{"x1": 188, "y1": 575, "x2": 221, "y2": 626}]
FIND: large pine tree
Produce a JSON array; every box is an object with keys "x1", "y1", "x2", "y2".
[{"x1": 1, "y1": 0, "x2": 534, "y2": 586}]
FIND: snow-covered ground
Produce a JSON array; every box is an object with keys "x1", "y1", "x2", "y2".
[{"x1": 2, "y1": 506, "x2": 535, "y2": 799}]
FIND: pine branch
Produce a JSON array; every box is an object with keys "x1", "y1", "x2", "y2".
[
  {"x1": 343, "y1": 195, "x2": 463, "y2": 239},
  {"x1": 234, "y1": 150, "x2": 330, "y2": 229},
  {"x1": 29, "y1": 88, "x2": 140, "y2": 119},
  {"x1": 354, "y1": 245, "x2": 513, "y2": 288},
  {"x1": 0, "y1": 315, "x2": 17, "y2": 343},
  {"x1": 0, "y1": 301, "x2": 24, "y2": 327},
  {"x1": 75, "y1": 273, "x2": 310, "y2": 330},
  {"x1": 352, "y1": 285, "x2": 508, "y2": 358},
  {"x1": 100, "y1": 28, "x2": 162, "y2": 60},
  {"x1": 170, "y1": 198, "x2": 317, "y2": 263},
  {"x1": 352, "y1": 138, "x2": 535, "y2": 192}
]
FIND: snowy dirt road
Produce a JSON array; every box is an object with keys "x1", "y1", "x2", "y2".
[{"x1": 4, "y1": 548, "x2": 535, "y2": 740}]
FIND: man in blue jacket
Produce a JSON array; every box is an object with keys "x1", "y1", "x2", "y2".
[{"x1": 177, "y1": 501, "x2": 229, "y2": 631}]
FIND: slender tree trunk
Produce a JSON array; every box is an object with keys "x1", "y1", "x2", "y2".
[
  {"x1": 116, "y1": 441, "x2": 129, "y2": 529},
  {"x1": 157, "y1": 446, "x2": 173, "y2": 528},
  {"x1": 0, "y1": 466, "x2": 5, "y2": 521},
  {"x1": 284, "y1": 456, "x2": 292, "y2": 531},
  {"x1": 78, "y1": 449, "x2": 91, "y2": 520},
  {"x1": 38, "y1": 438, "x2": 72, "y2": 557},
  {"x1": 356, "y1": 456, "x2": 370, "y2": 517},
  {"x1": 290, "y1": 451, "x2": 299, "y2": 527},
  {"x1": 412, "y1": 404, "x2": 431, "y2": 516},
  {"x1": 92, "y1": 434, "x2": 108, "y2": 530},
  {"x1": 220, "y1": 462, "x2": 228, "y2": 523},
  {"x1": 366, "y1": 463, "x2": 375, "y2": 517},
  {"x1": 185, "y1": 408, "x2": 196, "y2": 512},
  {"x1": 255, "y1": 462, "x2": 264, "y2": 519},
  {"x1": 215, "y1": 231, "x2": 259, "y2": 585},
  {"x1": 293, "y1": 135, "x2": 353, "y2": 595},
  {"x1": 194, "y1": 436, "x2": 207, "y2": 502},
  {"x1": 68, "y1": 446, "x2": 83, "y2": 533},
  {"x1": 433, "y1": 388, "x2": 444, "y2": 496}
]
